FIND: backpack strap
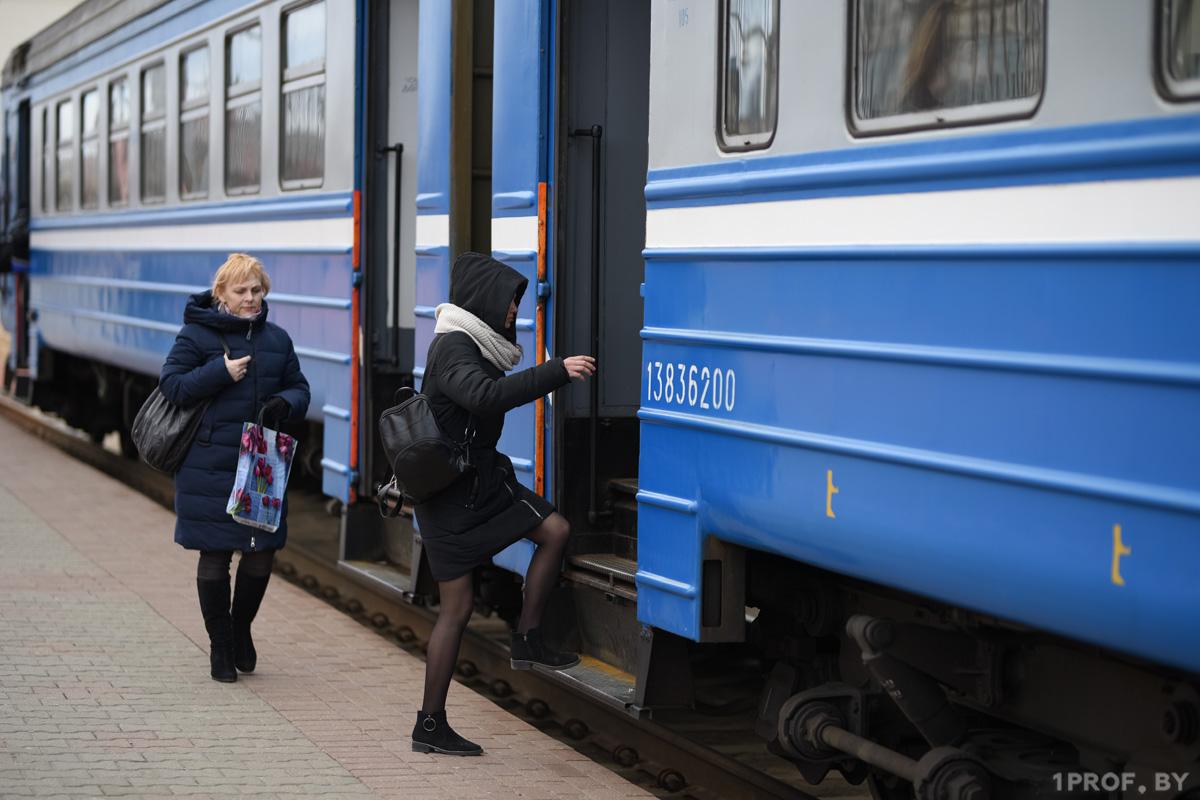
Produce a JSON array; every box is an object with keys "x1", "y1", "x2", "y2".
[{"x1": 422, "y1": 334, "x2": 475, "y2": 447}]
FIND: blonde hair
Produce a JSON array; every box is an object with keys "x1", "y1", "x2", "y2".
[{"x1": 212, "y1": 253, "x2": 271, "y2": 299}]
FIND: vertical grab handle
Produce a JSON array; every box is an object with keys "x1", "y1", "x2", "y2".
[
  {"x1": 380, "y1": 143, "x2": 405, "y2": 366},
  {"x1": 572, "y1": 125, "x2": 604, "y2": 524}
]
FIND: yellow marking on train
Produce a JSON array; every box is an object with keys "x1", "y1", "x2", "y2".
[
  {"x1": 826, "y1": 470, "x2": 839, "y2": 518},
  {"x1": 1111, "y1": 524, "x2": 1131, "y2": 586}
]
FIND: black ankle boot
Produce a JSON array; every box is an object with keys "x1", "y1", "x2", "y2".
[
  {"x1": 411, "y1": 710, "x2": 483, "y2": 756},
  {"x1": 196, "y1": 578, "x2": 236, "y2": 682},
  {"x1": 510, "y1": 628, "x2": 580, "y2": 671},
  {"x1": 231, "y1": 572, "x2": 270, "y2": 673}
]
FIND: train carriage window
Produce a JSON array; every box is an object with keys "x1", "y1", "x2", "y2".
[
  {"x1": 80, "y1": 89, "x2": 100, "y2": 210},
  {"x1": 141, "y1": 64, "x2": 166, "y2": 203},
  {"x1": 109, "y1": 79, "x2": 130, "y2": 206},
  {"x1": 41, "y1": 108, "x2": 49, "y2": 213},
  {"x1": 55, "y1": 100, "x2": 73, "y2": 212},
  {"x1": 852, "y1": 0, "x2": 1045, "y2": 136},
  {"x1": 180, "y1": 46, "x2": 211, "y2": 199},
  {"x1": 280, "y1": 1, "x2": 326, "y2": 188},
  {"x1": 226, "y1": 24, "x2": 263, "y2": 194},
  {"x1": 1161, "y1": 0, "x2": 1200, "y2": 99},
  {"x1": 718, "y1": 0, "x2": 779, "y2": 151}
]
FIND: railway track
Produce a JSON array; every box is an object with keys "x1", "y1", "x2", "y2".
[{"x1": 0, "y1": 394, "x2": 864, "y2": 800}]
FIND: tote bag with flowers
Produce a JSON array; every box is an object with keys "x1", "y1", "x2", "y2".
[{"x1": 225, "y1": 420, "x2": 297, "y2": 532}]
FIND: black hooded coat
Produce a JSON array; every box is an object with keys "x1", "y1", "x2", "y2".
[
  {"x1": 415, "y1": 253, "x2": 571, "y2": 582},
  {"x1": 159, "y1": 292, "x2": 310, "y2": 552}
]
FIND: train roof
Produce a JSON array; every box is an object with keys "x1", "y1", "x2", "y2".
[{"x1": 2, "y1": 0, "x2": 171, "y2": 92}]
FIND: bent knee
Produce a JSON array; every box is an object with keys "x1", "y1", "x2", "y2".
[
  {"x1": 533, "y1": 514, "x2": 570, "y2": 547},
  {"x1": 546, "y1": 515, "x2": 570, "y2": 546}
]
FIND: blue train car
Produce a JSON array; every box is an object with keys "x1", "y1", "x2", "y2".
[
  {"x1": 635, "y1": 0, "x2": 1200, "y2": 796},
  {"x1": 0, "y1": 0, "x2": 372, "y2": 504}
]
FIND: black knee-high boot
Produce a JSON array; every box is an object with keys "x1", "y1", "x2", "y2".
[
  {"x1": 231, "y1": 572, "x2": 270, "y2": 673},
  {"x1": 196, "y1": 578, "x2": 236, "y2": 682}
]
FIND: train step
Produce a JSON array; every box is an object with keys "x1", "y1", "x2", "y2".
[
  {"x1": 530, "y1": 654, "x2": 640, "y2": 715},
  {"x1": 563, "y1": 553, "x2": 637, "y2": 601},
  {"x1": 606, "y1": 477, "x2": 638, "y2": 555},
  {"x1": 608, "y1": 477, "x2": 638, "y2": 497}
]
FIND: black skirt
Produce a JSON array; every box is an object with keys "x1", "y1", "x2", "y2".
[{"x1": 414, "y1": 475, "x2": 556, "y2": 582}]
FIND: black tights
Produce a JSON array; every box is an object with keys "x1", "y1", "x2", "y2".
[
  {"x1": 196, "y1": 549, "x2": 275, "y2": 581},
  {"x1": 420, "y1": 512, "x2": 570, "y2": 713}
]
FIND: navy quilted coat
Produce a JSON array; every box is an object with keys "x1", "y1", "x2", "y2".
[{"x1": 159, "y1": 291, "x2": 310, "y2": 552}]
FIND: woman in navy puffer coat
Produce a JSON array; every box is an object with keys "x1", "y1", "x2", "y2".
[{"x1": 158, "y1": 253, "x2": 309, "y2": 683}]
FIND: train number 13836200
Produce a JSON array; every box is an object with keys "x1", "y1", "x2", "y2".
[{"x1": 646, "y1": 361, "x2": 736, "y2": 411}]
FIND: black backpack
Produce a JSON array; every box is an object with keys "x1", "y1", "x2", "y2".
[{"x1": 376, "y1": 385, "x2": 474, "y2": 514}]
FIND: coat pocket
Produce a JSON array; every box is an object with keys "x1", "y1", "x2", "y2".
[{"x1": 196, "y1": 405, "x2": 215, "y2": 446}]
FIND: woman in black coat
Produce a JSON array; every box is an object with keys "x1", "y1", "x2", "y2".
[
  {"x1": 412, "y1": 252, "x2": 595, "y2": 755},
  {"x1": 158, "y1": 253, "x2": 310, "y2": 683}
]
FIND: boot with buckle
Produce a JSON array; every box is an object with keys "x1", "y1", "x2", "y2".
[
  {"x1": 411, "y1": 710, "x2": 483, "y2": 756},
  {"x1": 510, "y1": 628, "x2": 580, "y2": 671}
]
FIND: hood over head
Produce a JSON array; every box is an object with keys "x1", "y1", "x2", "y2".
[{"x1": 448, "y1": 252, "x2": 527, "y2": 344}]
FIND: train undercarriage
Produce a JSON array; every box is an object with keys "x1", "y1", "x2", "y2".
[{"x1": 359, "y1": 469, "x2": 1200, "y2": 800}]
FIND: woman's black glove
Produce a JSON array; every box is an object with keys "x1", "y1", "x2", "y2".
[{"x1": 261, "y1": 396, "x2": 290, "y2": 423}]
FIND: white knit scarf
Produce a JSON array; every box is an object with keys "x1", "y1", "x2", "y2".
[{"x1": 434, "y1": 303, "x2": 523, "y2": 371}]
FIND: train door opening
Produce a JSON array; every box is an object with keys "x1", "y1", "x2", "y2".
[
  {"x1": 555, "y1": 0, "x2": 650, "y2": 555},
  {"x1": 342, "y1": 0, "x2": 424, "y2": 567},
  {"x1": 344, "y1": 0, "x2": 495, "y2": 587},
  {"x1": 361, "y1": 0, "x2": 420, "y2": 488},
  {"x1": 543, "y1": 0, "x2": 650, "y2": 676},
  {"x1": 1, "y1": 99, "x2": 32, "y2": 400}
]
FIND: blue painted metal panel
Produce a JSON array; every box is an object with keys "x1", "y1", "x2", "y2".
[
  {"x1": 322, "y1": 404, "x2": 353, "y2": 499},
  {"x1": 416, "y1": 0, "x2": 451, "y2": 219},
  {"x1": 31, "y1": 193, "x2": 355, "y2": 230},
  {"x1": 638, "y1": 123, "x2": 1200, "y2": 673},
  {"x1": 491, "y1": 0, "x2": 542, "y2": 219},
  {"x1": 645, "y1": 114, "x2": 1200, "y2": 209},
  {"x1": 27, "y1": 247, "x2": 352, "y2": 423},
  {"x1": 26, "y1": 192, "x2": 355, "y2": 503},
  {"x1": 414, "y1": 0, "x2": 452, "y2": 367},
  {"x1": 489, "y1": 0, "x2": 550, "y2": 578}
]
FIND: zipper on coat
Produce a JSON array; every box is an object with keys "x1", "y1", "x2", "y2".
[
  {"x1": 249, "y1": 325, "x2": 259, "y2": 415},
  {"x1": 504, "y1": 479, "x2": 543, "y2": 520}
]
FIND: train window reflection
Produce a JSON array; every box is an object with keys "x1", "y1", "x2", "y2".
[
  {"x1": 226, "y1": 25, "x2": 262, "y2": 195},
  {"x1": 852, "y1": 0, "x2": 1044, "y2": 135},
  {"x1": 56, "y1": 100, "x2": 72, "y2": 212},
  {"x1": 1161, "y1": 0, "x2": 1200, "y2": 99},
  {"x1": 718, "y1": 0, "x2": 779, "y2": 150},
  {"x1": 284, "y1": 2, "x2": 326, "y2": 78},
  {"x1": 181, "y1": 47, "x2": 210, "y2": 199},
  {"x1": 141, "y1": 64, "x2": 166, "y2": 203},
  {"x1": 80, "y1": 89, "x2": 99, "y2": 209},
  {"x1": 109, "y1": 79, "x2": 130, "y2": 207},
  {"x1": 281, "y1": 2, "x2": 325, "y2": 188},
  {"x1": 228, "y1": 25, "x2": 262, "y2": 91}
]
